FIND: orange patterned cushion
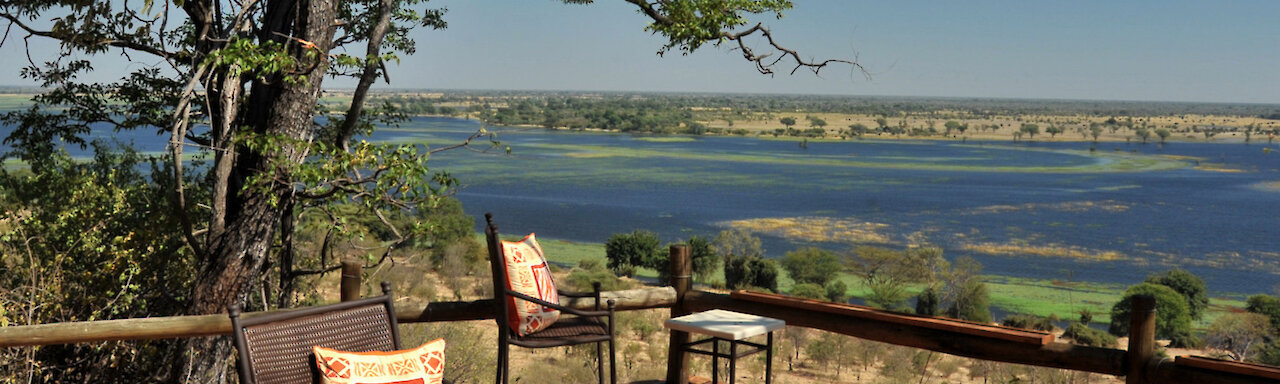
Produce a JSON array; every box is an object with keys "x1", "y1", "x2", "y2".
[
  {"x1": 501, "y1": 233, "x2": 561, "y2": 336},
  {"x1": 313, "y1": 339, "x2": 446, "y2": 384}
]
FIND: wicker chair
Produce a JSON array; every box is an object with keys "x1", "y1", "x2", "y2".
[
  {"x1": 485, "y1": 213, "x2": 617, "y2": 384},
  {"x1": 227, "y1": 282, "x2": 402, "y2": 384}
]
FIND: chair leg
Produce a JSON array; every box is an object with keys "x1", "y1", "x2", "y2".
[
  {"x1": 596, "y1": 342, "x2": 604, "y2": 384},
  {"x1": 496, "y1": 341, "x2": 507, "y2": 384},
  {"x1": 608, "y1": 337, "x2": 617, "y2": 384}
]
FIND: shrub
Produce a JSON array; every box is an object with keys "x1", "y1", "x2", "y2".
[
  {"x1": 1002, "y1": 314, "x2": 1057, "y2": 332},
  {"x1": 1063, "y1": 323, "x2": 1117, "y2": 347},
  {"x1": 780, "y1": 247, "x2": 842, "y2": 286},
  {"x1": 605, "y1": 230, "x2": 661, "y2": 277},
  {"x1": 1108, "y1": 283, "x2": 1192, "y2": 340},
  {"x1": 1145, "y1": 269, "x2": 1208, "y2": 320},
  {"x1": 790, "y1": 283, "x2": 827, "y2": 300}
]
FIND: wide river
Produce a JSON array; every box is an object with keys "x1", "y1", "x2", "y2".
[
  {"x1": 5, "y1": 115, "x2": 1278, "y2": 296},
  {"x1": 394, "y1": 117, "x2": 1279, "y2": 296}
]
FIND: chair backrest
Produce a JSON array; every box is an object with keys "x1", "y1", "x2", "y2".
[
  {"x1": 229, "y1": 282, "x2": 402, "y2": 384},
  {"x1": 484, "y1": 213, "x2": 513, "y2": 336}
]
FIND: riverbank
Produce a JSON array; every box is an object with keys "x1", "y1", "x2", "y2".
[{"x1": 530, "y1": 236, "x2": 1245, "y2": 329}]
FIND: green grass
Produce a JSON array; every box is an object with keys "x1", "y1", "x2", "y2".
[
  {"x1": 523, "y1": 142, "x2": 1190, "y2": 174},
  {"x1": 631, "y1": 137, "x2": 697, "y2": 143},
  {"x1": 512, "y1": 235, "x2": 1248, "y2": 330}
]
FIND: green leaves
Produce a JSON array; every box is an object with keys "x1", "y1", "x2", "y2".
[
  {"x1": 639, "y1": 0, "x2": 792, "y2": 55},
  {"x1": 202, "y1": 39, "x2": 308, "y2": 84}
]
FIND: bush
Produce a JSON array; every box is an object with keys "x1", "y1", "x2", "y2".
[
  {"x1": 790, "y1": 283, "x2": 827, "y2": 300},
  {"x1": 1063, "y1": 323, "x2": 1117, "y2": 347},
  {"x1": 1145, "y1": 269, "x2": 1208, "y2": 320},
  {"x1": 724, "y1": 255, "x2": 778, "y2": 292},
  {"x1": 947, "y1": 280, "x2": 992, "y2": 323},
  {"x1": 605, "y1": 230, "x2": 661, "y2": 277},
  {"x1": 563, "y1": 261, "x2": 632, "y2": 292},
  {"x1": 824, "y1": 280, "x2": 849, "y2": 303},
  {"x1": 915, "y1": 286, "x2": 940, "y2": 316},
  {"x1": 1109, "y1": 283, "x2": 1192, "y2": 339},
  {"x1": 1002, "y1": 314, "x2": 1057, "y2": 332},
  {"x1": 780, "y1": 247, "x2": 842, "y2": 286}
]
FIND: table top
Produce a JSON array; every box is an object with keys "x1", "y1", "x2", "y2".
[{"x1": 663, "y1": 309, "x2": 786, "y2": 340}]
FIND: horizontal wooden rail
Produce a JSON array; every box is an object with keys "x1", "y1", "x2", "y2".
[
  {"x1": 685, "y1": 290, "x2": 1126, "y2": 376},
  {"x1": 683, "y1": 290, "x2": 1280, "y2": 384},
  {"x1": 1168, "y1": 356, "x2": 1280, "y2": 381},
  {"x1": 732, "y1": 290, "x2": 1055, "y2": 345},
  {"x1": 0, "y1": 287, "x2": 676, "y2": 348}
]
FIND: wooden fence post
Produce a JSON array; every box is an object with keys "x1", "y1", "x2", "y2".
[
  {"x1": 341, "y1": 259, "x2": 362, "y2": 302},
  {"x1": 1126, "y1": 295, "x2": 1157, "y2": 384},
  {"x1": 665, "y1": 245, "x2": 692, "y2": 384}
]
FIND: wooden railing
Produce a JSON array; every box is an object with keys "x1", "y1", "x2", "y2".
[{"x1": 3, "y1": 251, "x2": 1279, "y2": 384}]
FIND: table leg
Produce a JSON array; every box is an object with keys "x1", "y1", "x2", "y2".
[
  {"x1": 766, "y1": 332, "x2": 774, "y2": 384},
  {"x1": 712, "y1": 339, "x2": 719, "y2": 384},
  {"x1": 729, "y1": 341, "x2": 737, "y2": 384}
]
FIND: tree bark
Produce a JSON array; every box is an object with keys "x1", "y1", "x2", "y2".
[{"x1": 174, "y1": 0, "x2": 340, "y2": 381}]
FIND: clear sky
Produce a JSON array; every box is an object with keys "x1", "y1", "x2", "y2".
[{"x1": 2, "y1": 1, "x2": 1278, "y2": 104}]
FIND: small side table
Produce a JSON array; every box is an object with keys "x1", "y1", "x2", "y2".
[{"x1": 664, "y1": 309, "x2": 786, "y2": 384}]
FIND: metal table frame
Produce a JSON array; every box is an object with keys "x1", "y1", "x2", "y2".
[
  {"x1": 664, "y1": 309, "x2": 784, "y2": 384},
  {"x1": 678, "y1": 333, "x2": 774, "y2": 384}
]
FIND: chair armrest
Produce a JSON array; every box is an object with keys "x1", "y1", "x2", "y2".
[{"x1": 506, "y1": 290, "x2": 614, "y2": 318}]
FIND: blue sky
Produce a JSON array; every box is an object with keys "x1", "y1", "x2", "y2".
[{"x1": 2, "y1": 1, "x2": 1277, "y2": 103}]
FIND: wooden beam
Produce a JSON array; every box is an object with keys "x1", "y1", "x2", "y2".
[
  {"x1": 341, "y1": 259, "x2": 362, "y2": 302},
  {"x1": 665, "y1": 245, "x2": 692, "y2": 384},
  {"x1": 1171, "y1": 356, "x2": 1280, "y2": 381},
  {"x1": 1126, "y1": 295, "x2": 1156, "y2": 384},
  {"x1": 0, "y1": 287, "x2": 676, "y2": 347},
  {"x1": 731, "y1": 290, "x2": 1054, "y2": 345},
  {"x1": 686, "y1": 290, "x2": 1128, "y2": 376}
]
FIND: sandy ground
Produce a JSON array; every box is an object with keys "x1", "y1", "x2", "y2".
[{"x1": 706, "y1": 111, "x2": 1278, "y2": 144}]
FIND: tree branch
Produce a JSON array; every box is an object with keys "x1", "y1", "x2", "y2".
[
  {"x1": 0, "y1": 13, "x2": 178, "y2": 60},
  {"x1": 724, "y1": 23, "x2": 866, "y2": 77},
  {"x1": 335, "y1": 0, "x2": 396, "y2": 151}
]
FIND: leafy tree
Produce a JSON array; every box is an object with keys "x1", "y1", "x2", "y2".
[
  {"x1": 824, "y1": 280, "x2": 849, "y2": 303},
  {"x1": 780, "y1": 247, "x2": 842, "y2": 286},
  {"x1": 1204, "y1": 312, "x2": 1273, "y2": 362},
  {"x1": 685, "y1": 235, "x2": 720, "y2": 282},
  {"x1": 1019, "y1": 123, "x2": 1040, "y2": 140},
  {"x1": 1246, "y1": 294, "x2": 1280, "y2": 330},
  {"x1": 848, "y1": 123, "x2": 869, "y2": 137},
  {"x1": 847, "y1": 246, "x2": 936, "y2": 311},
  {"x1": 1144, "y1": 268, "x2": 1209, "y2": 320},
  {"x1": 807, "y1": 116, "x2": 827, "y2": 129},
  {"x1": 0, "y1": 0, "x2": 856, "y2": 379},
  {"x1": 1135, "y1": 127, "x2": 1152, "y2": 143},
  {"x1": 915, "y1": 286, "x2": 941, "y2": 316},
  {"x1": 780, "y1": 116, "x2": 797, "y2": 128},
  {"x1": 1108, "y1": 283, "x2": 1193, "y2": 342},
  {"x1": 724, "y1": 255, "x2": 778, "y2": 292},
  {"x1": 1090, "y1": 124, "x2": 1104, "y2": 142},
  {"x1": 875, "y1": 117, "x2": 889, "y2": 131},
  {"x1": 0, "y1": 147, "x2": 194, "y2": 382},
  {"x1": 1156, "y1": 128, "x2": 1172, "y2": 143},
  {"x1": 605, "y1": 230, "x2": 661, "y2": 277},
  {"x1": 712, "y1": 228, "x2": 764, "y2": 260},
  {"x1": 944, "y1": 120, "x2": 961, "y2": 135},
  {"x1": 1046, "y1": 125, "x2": 1064, "y2": 138},
  {"x1": 947, "y1": 280, "x2": 992, "y2": 323}
]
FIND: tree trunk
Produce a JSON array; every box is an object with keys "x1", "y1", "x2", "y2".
[{"x1": 173, "y1": 0, "x2": 339, "y2": 381}]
